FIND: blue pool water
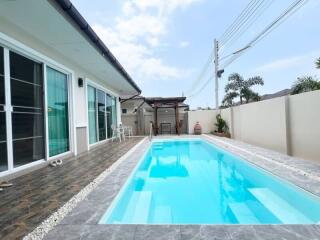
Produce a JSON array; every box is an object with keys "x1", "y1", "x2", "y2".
[{"x1": 100, "y1": 139, "x2": 320, "y2": 224}]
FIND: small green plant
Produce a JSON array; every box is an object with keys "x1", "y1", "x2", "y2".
[{"x1": 215, "y1": 114, "x2": 228, "y2": 133}]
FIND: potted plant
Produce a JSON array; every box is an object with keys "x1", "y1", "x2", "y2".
[{"x1": 213, "y1": 114, "x2": 231, "y2": 138}]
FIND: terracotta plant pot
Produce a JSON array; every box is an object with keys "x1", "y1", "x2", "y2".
[
  {"x1": 194, "y1": 122, "x2": 202, "y2": 135},
  {"x1": 213, "y1": 131, "x2": 231, "y2": 138}
]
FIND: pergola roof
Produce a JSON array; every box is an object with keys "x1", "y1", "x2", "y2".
[{"x1": 145, "y1": 97, "x2": 186, "y2": 108}]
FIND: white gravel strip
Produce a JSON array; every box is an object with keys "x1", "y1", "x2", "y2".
[
  {"x1": 23, "y1": 137, "x2": 147, "y2": 240},
  {"x1": 203, "y1": 134, "x2": 320, "y2": 182}
]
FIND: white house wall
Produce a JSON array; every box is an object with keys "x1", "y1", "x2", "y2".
[{"x1": 0, "y1": 15, "x2": 125, "y2": 176}]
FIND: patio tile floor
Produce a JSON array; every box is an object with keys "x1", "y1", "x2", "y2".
[{"x1": 0, "y1": 137, "x2": 144, "y2": 240}]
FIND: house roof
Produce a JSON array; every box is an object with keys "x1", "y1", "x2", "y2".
[{"x1": 53, "y1": 0, "x2": 141, "y2": 94}]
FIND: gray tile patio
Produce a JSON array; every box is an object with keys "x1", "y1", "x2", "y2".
[{"x1": 0, "y1": 137, "x2": 144, "y2": 240}]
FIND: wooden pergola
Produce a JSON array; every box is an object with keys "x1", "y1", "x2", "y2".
[{"x1": 144, "y1": 97, "x2": 187, "y2": 135}]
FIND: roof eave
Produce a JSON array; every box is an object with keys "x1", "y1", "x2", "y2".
[{"x1": 52, "y1": 0, "x2": 141, "y2": 94}]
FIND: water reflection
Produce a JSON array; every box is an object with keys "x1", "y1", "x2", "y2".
[{"x1": 149, "y1": 143, "x2": 189, "y2": 178}]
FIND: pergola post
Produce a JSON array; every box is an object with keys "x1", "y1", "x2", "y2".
[
  {"x1": 154, "y1": 106, "x2": 158, "y2": 135},
  {"x1": 175, "y1": 102, "x2": 179, "y2": 135}
]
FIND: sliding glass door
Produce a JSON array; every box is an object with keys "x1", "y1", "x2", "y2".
[
  {"x1": 88, "y1": 85, "x2": 97, "y2": 144},
  {"x1": 47, "y1": 67, "x2": 69, "y2": 157},
  {"x1": 88, "y1": 85, "x2": 117, "y2": 143},
  {"x1": 0, "y1": 47, "x2": 7, "y2": 172},
  {"x1": 106, "y1": 94, "x2": 117, "y2": 138},
  {"x1": 10, "y1": 51, "x2": 45, "y2": 167},
  {"x1": 0, "y1": 45, "x2": 73, "y2": 174}
]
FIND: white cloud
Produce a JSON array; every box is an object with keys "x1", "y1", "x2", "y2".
[
  {"x1": 133, "y1": 0, "x2": 202, "y2": 14},
  {"x1": 146, "y1": 37, "x2": 160, "y2": 47},
  {"x1": 92, "y1": 0, "x2": 202, "y2": 83},
  {"x1": 255, "y1": 51, "x2": 320, "y2": 74},
  {"x1": 255, "y1": 56, "x2": 303, "y2": 73},
  {"x1": 115, "y1": 14, "x2": 167, "y2": 41},
  {"x1": 122, "y1": 2, "x2": 136, "y2": 16},
  {"x1": 179, "y1": 41, "x2": 190, "y2": 48},
  {"x1": 93, "y1": 24, "x2": 185, "y2": 82}
]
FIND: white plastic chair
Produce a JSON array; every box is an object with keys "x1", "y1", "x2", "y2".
[
  {"x1": 111, "y1": 124, "x2": 125, "y2": 142},
  {"x1": 123, "y1": 126, "x2": 133, "y2": 137}
]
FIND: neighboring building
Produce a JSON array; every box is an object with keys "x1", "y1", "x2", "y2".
[
  {"x1": 0, "y1": 0, "x2": 141, "y2": 178},
  {"x1": 121, "y1": 96, "x2": 189, "y2": 135},
  {"x1": 260, "y1": 89, "x2": 292, "y2": 101}
]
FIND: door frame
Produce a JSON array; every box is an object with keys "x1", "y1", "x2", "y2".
[
  {"x1": 85, "y1": 79, "x2": 119, "y2": 150},
  {"x1": 45, "y1": 65, "x2": 74, "y2": 160}
]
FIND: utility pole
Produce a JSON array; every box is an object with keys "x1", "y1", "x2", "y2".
[{"x1": 214, "y1": 39, "x2": 219, "y2": 109}]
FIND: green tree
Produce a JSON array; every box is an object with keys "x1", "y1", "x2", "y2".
[
  {"x1": 316, "y1": 57, "x2": 320, "y2": 69},
  {"x1": 291, "y1": 76, "x2": 320, "y2": 95},
  {"x1": 223, "y1": 73, "x2": 264, "y2": 106},
  {"x1": 222, "y1": 92, "x2": 239, "y2": 107}
]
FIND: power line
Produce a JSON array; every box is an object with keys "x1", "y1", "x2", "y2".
[
  {"x1": 220, "y1": 0, "x2": 274, "y2": 54},
  {"x1": 221, "y1": 0, "x2": 309, "y2": 69},
  {"x1": 188, "y1": 75, "x2": 214, "y2": 98},
  {"x1": 185, "y1": 51, "x2": 213, "y2": 95},
  {"x1": 220, "y1": 0, "x2": 267, "y2": 47},
  {"x1": 188, "y1": 0, "x2": 309, "y2": 101},
  {"x1": 219, "y1": 0, "x2": 258, "y2": 44}
]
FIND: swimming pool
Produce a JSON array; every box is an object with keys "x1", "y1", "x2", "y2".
[{"x1": 100, "y1": 139, "x2": 320, "y2": 224}]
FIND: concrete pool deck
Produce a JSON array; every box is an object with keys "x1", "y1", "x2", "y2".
[{"x1": 38, "y1": 135, "x2": 320, "y2": 240}]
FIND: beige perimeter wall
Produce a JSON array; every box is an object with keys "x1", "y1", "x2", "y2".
[
  {"x1": 188, "y1": 110, "x2": 217, "y2": 134},
  {"x1": 187, "y1": 90, "x2": 320, "y2": 162}
]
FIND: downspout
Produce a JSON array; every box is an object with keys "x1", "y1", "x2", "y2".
[{"x1": 120, "y1": 94, "x2": 141, "y2": 103}]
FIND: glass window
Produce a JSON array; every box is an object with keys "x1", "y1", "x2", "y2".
[
  {"x1": 106, "y1": 94, "x2": 117, "y2": 139},
  {"x1": 10, "y1": 51, "x2": 42, "y2": 85},
  {"x1": 9, "y1": 51, "x2": 45, "y2": 167},
  {"x1": 112, "y1": 96, "x2": 117, "y2": 126},
  {"x1": 0, "y1": 47, "x2": 8, "y2": 172},
  {"x1": 12, "y1": 111, "x2": 44, "y2": 140},
  {"x1": 0, "y1": 111, "x2": 7, "y2": 172},
  {"x1": 13, "y1": 138, "x2": 44, "y2": 167},
  {"x1": 97, "y1": 89, "x2": 106, "y2": 141},
  {"x1": 0, "y1": 46, "x2": 3, "y2": 75},
  {"x1": 47, "y1": 67, "x2": 69, "y2": 157},
  {"x1": 88, "y1": 86, "x2": 97, "y2": 144},
  {"x1": 88, "y1": 86, "x2": 118, "y2": 142},
  {"x1": 10, "y1": 80, "x2": 43, "y2": 108},
  {"x1": 122, "y1": 109, "x2": 127, "y2": 114},
  {"x1": 0, "y1": 47, "x2": 4, "y2": 105}
]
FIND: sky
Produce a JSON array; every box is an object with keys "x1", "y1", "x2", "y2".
[{"x1": 71, "y1": 0, "x2": 320, "y2": 109}]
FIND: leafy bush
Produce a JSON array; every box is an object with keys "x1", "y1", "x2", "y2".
[
  {"x1": 215, "y1": 114, "x2": 228, "y2": 133},
  {"x1": 291, "y1": 76, "x2": 320, "y2": 95}
]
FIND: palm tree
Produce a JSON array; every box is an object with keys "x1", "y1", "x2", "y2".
[
  {"x1": 222, "y1": 92, "x2": 239, "y2": 107},
  {"x1": 223, "y1": 73, "x2": 264, "y2": 105},
  {"x1": 241, "y1": 88, "x2": 260, "y2": 103},
  {"x1": 316, "y1": 57, "x2": 320, "y2": 69},
  {"x1": 291, "y1": 76, "x2": 320, "y2": 95}
]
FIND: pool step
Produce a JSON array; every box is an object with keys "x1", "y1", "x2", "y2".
[
  {"x1": 154, "y1": 206, "x2": 173, "y2": 223},
  {"x1": 249, "y1": 188, "x2": 312, "y2": 224},
  {"x1": 153, "y1": 143, "x2": 164, "y2": 150},
  {"x1": 131, "y1": 191, "x2": 153, "y2": 223},
  {"x1": 228, "y1": 202, "x2": 259, "y2": 224}
]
